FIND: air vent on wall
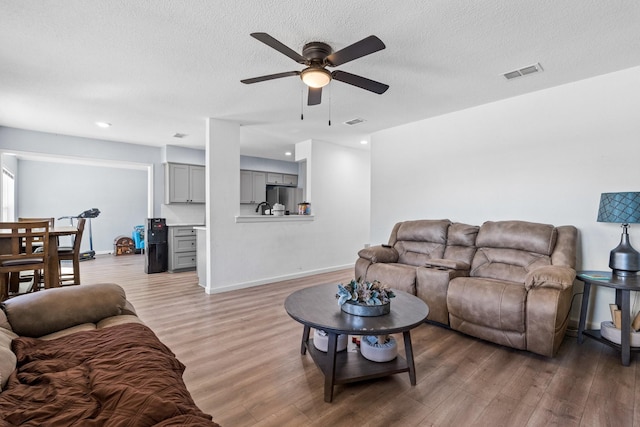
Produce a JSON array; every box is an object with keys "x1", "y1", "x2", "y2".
[
  {"x1": 503, "y1": 63, "x2": 543, "y2": 80},
  {"x1": 344, "y1": 118, "x2": 366, "y2": 126}
]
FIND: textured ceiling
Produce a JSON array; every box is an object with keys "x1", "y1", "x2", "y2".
[{"x1": 2, "y1": 1, "x2": 640, "y2": 160}]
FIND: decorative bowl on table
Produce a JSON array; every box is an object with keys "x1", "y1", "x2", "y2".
[{"x1": 336, "y1": 279, "x2": 395, "y2": 317}]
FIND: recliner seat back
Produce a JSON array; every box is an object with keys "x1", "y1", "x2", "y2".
[
  {"x1": 471, "y1": 221, "x2": 558, "y2": 283},
  {"x1": 389, "y1": 219, "x2": 451, "y2": 266}
]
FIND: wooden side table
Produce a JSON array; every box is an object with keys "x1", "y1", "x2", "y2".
[{"x1": 576, "y1": 271, "x2": 640, "y2": 366}]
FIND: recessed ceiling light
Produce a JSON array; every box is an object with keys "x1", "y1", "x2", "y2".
[
  {"x1": 360, "y1": 140, "x2": 368, "y2": 145},
  {"x1": 95, "y1": 122, "x2": 111, "y2": 128},
  {"x1": 285, "y1": 151, "x2": 292, "y2": 156}
]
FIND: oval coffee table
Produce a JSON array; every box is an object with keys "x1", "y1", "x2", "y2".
[{"x1": 284, "y1": 283, "x2": 429, "y2": 402}]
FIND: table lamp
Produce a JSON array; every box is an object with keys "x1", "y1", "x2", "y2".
[{"x1": 597, "y1": 192, "x2": 640, "y2": 276}]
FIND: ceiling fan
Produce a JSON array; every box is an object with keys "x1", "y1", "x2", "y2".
[{"x1": 241, "y1": 32, "x2": 389, "y2": 106}]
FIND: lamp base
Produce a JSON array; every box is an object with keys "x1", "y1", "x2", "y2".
[{"x1": 609, "y1": 224, "x2": 640, "y2": 277}]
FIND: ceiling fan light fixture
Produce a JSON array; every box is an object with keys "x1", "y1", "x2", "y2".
[{"x1": 301, "y1": 67, "x2": 331, "y2": 88}]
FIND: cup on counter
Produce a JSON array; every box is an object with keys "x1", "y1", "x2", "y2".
[{"x1": 298, "y1": 202, "x2": 311, "y2": 215}]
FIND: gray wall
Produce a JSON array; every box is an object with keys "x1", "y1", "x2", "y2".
[
  {"x1": 17, "y1": 160, "x2": 147, "y2": 254},
  {"x1": 0, "y1": 126, "x2": 163, "y2": 214}
]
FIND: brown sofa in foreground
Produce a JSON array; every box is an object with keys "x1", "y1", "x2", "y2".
[
  {"x1": 0, "y1": 283, "x2": 219, "y2": 426},
  {"x1": 356, "y1": 219, "x2": 578, "y2": 357}
]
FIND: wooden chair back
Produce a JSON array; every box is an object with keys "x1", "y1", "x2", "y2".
[
  {"x1": 18, "y1": 217, "x2": 54, "y2": 248},
  {"x1": 0, "y1": 221, "x2": 50, "y2": 300},
  {"x1": 58, "y1": 218, "x2": 86, "y2": 285}
]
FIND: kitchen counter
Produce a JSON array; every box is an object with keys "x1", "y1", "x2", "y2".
[{"x1": 235, "y1": 215, "x2": 315, "y2": 223}]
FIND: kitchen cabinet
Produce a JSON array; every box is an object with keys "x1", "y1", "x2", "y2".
[
  {"x1": 283, "y1": 174, "x2": 298, "y2": 186},
  {"x1": 168, "y1": 225, "x2": 197, "y2": 272},
  {"x1": 266, "y1": 172, "x2": 298, "y2": 186},
  {"x1": 240, "y1": 170, "x2": 266, "y2": 204},
  {"x1": 165, "y1": 163, "x2": 205, "y2": 204}
]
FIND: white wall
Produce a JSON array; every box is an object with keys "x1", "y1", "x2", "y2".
[
  {"x1": 206, "y1": 118, "x2": 370, "y2": 293},
  {"x1": 240, "y1": 155, "x2": 298, "y2": 174},
  {"x1": 371, "y1": 65, "x2": 640, "y2": 328},
  {"x1": 17, "y1": 159, "x2": 147, "y2": 253}
]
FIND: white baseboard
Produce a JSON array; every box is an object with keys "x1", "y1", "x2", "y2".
[{"x1": 205, "y1": 264, "x2": 353, "y2": 294}]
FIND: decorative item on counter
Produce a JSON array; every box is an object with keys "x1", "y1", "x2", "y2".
[
  {"x1": 336, "y1": 279, "x2": 395, "y2": 316},
  {"x1": 359, "y1": 335, "x2": 398, "y2": 362},
  {"x1": 272, "y1": 203, "x2": 285, "y2": 216},
  {"x1": 312, "y1": 329, "x2": 348, "y2": 352},
  {"x1": 298, "y1": 202, "x2": 311, "y2": 215}
]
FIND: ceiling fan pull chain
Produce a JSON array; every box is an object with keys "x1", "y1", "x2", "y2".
[
  {"x1": 328, "y1": 85, "x2": 332, "y2": 126},
  {"x1": 300, "y1": 84, "x2": 304, "y2": 120}
]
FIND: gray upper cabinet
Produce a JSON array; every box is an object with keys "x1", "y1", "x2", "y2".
[
  {"x1": 266, "y1": 172, "x2": 297, "y2": 186},
  {"x1": 165, "y1": 163, "x2": 206, "y2": 204},
  {"x1": 240, "y1": 170, "x2": 266, "y2": 204},
  {"x1": 282, "y1": 174, "x2": 298, "y2": 186}
]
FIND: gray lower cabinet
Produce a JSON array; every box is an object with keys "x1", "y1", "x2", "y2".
[{"x1": 168, "y1": 226, "x2": 197, "y2": 272}]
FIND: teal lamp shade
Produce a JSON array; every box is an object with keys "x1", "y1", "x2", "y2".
[
  {"x1": 597, "y1": 192, "x2": 640, "y2": 224},
  {"x1": 597, "y1": 192, "x2": 640, "y2": 276}
]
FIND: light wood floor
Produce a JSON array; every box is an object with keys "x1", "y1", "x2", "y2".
[{"x1": 78, "y1": 254, "x2": 639, "y2": 426}]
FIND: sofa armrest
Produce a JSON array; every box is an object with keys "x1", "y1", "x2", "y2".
[
  {"x1": 1, "y1": 283, "x2": 136, "y2": 337},
  {"x1": 524, "y1": 265, "x2": 576, "y2": 291},
  {"x1": 424, "y1": 258, "x2": 470, "y2": 272},
  {"x1": 357, "y1": 245, "x2": 398, "y2": 264}
]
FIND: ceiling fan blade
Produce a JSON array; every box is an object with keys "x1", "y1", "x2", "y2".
[
  {"x1": 326, "y1": 35, "x2": 385, "y2": 67},
  {"x1": 331, "y1": 70, "x2": 389, "y2": 94},
  {"x1": 241, "y1": 71, "x2": 300, "y2": 84},
  {"x1": 307, "y1": 87, "x2": 322, "y2": 106},
  {"x1": 250, "y1": 32, "x2": 307, "y2": 64}
]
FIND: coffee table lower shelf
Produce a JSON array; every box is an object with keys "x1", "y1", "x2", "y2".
[
  {"x1": 306, "y1": 338, "x2": 410, "y2": 401},
  {"x1": 582, "y1": 329, "x2": 640, "y2": 352}
]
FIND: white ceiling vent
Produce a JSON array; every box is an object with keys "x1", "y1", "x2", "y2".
[
  {"x1": 503, "y1": 63, "x2": 543, "y2": 80},
  {"x1": 344, "y1": 118, "x2": 366, "y2": 126},
  {"x1": 173, "y1": 133, "x2": 188, "y2": 138}
]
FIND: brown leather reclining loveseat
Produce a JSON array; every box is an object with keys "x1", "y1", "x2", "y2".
[{"x1": 356, "y1": 219, "x2": 578, "y2": 357}]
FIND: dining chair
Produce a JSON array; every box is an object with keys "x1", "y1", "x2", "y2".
[
  {"x1": 0, "y1": 221, "x2": 50, "y2": 301},
  {"x1": 57, "y1": 217, "x2": 85, "y2": 286},
  {"x1": 18, "y1": 217, "x2": 55, "y2": 227},
  {"x1": 17, "y1": 217, "x2": 55, "y2": 289}
]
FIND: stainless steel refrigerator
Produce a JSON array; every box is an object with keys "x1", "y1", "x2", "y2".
[{"x1": 267, "y1": 186, "x2": 303, "y2": 214}]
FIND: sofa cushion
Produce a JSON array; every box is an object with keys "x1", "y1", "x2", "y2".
[
  {"x1": 476, "y1": 221, "x2": 557, "y2": 256},
  {"x1": 471, "y1": 248, "x2": 552, "y2": 283},
  {"x1": 442, "y1": 222, "x2": 478, "y2": 265},
  {"x1": 394, "y1": 219, "x2": 450, "y2": 266},
  {"x1": 447, "y1": 277, "x2": 527, "y2": 333},
  {"x1": 0, "y1": 328, "x2": 18, "y2": 390},
  {"x1": 395, "y1": 219, "x2": 450, "y2": 243},
  {"x1": 1, "y1": 283, "x2": 129, "y2": 337},
  {"x1": 364, "y1": 263, "x2": 418, "y2": 295},
  {"x1": 357, "y1": 246, "x2": 398, "y2": 264},
  {"x1": 447, "y1": 222, "x2": 479, "y2": 247}
]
